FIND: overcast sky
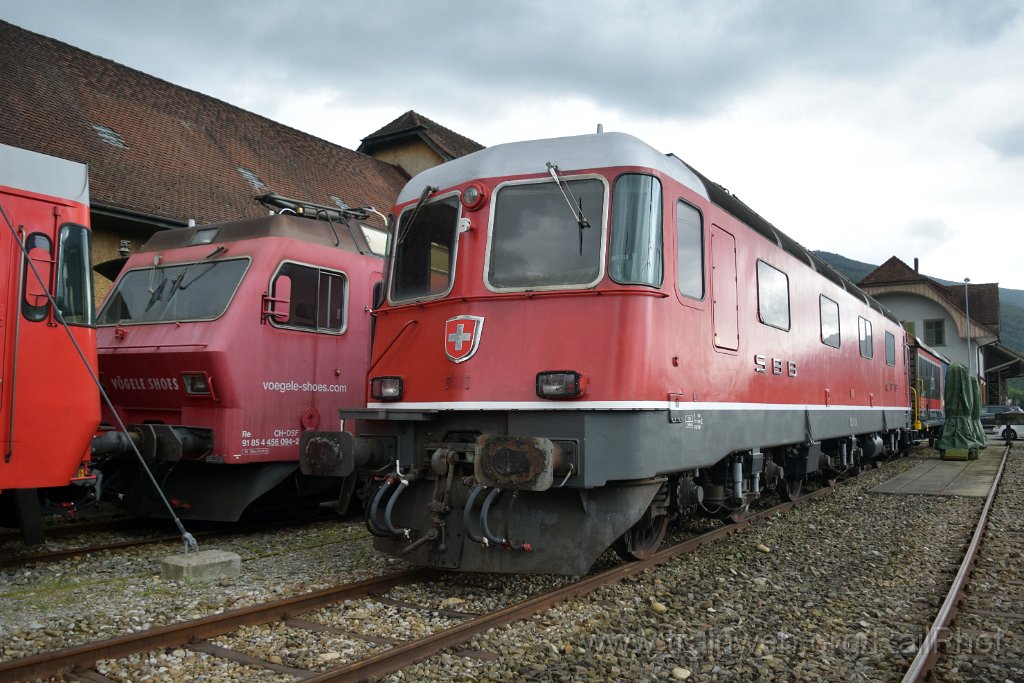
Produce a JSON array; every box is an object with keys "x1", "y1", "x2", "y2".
[{"x1": 4, "y1": 1, "x2": 1024, "y2": 289}]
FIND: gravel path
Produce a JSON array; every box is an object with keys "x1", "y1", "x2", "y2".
[{"x1": 0, "y1": 445, "x2": 1006, "y2": 682}]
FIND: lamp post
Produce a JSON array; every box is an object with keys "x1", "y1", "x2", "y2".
[{"x1": 964, "y1": 277, "x2": 972, "y2": 377}]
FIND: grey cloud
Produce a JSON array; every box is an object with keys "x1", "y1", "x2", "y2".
[
  {"x1": 4, "y1": 0, "x2": 1022, "y2": 126},
  {"x1": 984, "y1": 122, "x2": 1024, "y2": 159}
]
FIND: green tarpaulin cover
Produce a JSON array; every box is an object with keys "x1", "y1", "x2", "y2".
[{"x1": 937, "y1": 363, "x2": 986, "y2": 451}]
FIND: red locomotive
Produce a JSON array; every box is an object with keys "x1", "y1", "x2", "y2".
[
  {"x1": 0, "y1": 144, "x2": 99, "y2": 542},
  {"x1": 310, "y1": 131, "x2": 914, "y2": 574},
  {"x1": 92, "y1": 196, "x2": 390, "y2": 521}
]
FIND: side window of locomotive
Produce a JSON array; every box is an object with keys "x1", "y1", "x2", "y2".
[
  {"x1": 272, "y1": 263, "x2": 347, "y2": 334},
  {"x1": 858, "y1": 317, "x2": 873, "y2": 358},
  {"x1": 360, "y1": 224, "x2": 388, "y2": 256},
  {"x1": 55, "y1": 224, "x2": 94, "y2": 326},
  {"x1": 676, "y1": 201, "x2": 704, "y2": 300},
  {"x1": 21, "y1": 232, "x2": 53, "y2": 322},
  {"x1": 488, "y1": 178, "x2": 605, "y2": 290},
  {"x1": 609, "y1": 174, "x2": 663, "y2": 287},
  {"x1": 885, "y1": 331, "x2": 896, "y2": 366},
  {"x1": 819, "y1": 295, "x2": 840, "y2": 348},
  {"x1": 756, "y1": 260, "x2": 790, "y2": 330},
  {"x1": 391, "y1": 195, "x2": 460, "y2": 302}
]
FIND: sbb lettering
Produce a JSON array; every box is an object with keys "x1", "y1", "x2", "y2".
[{"x1": 753, "y1": 355, "x2": 797, "y2": 378}]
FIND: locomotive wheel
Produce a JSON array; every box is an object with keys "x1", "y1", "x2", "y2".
[
  {"x1": 613, "y1": 513, "x2": 669, "y2": 561},
  {"x1": 780, "y1": 479, "x2": 803, "y2": 501}
]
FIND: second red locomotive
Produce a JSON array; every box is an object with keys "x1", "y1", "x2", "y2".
[
  {"x1": 309, "y1": 131, "x2": 913, "y2": 574},
  {"x1": 92, "y1": 198, "x2": 389, "y2": 521}
]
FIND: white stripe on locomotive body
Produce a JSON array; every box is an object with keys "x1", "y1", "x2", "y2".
[
  {"x1": 395, "y1": 132, "x2": 709, "y2": 205},
  {"x1": 368, "y1": 401, "x2": 909, "y2": 412}
]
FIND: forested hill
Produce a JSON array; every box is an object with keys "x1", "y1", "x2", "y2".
[{"x1": 813, "y1": 251, "x2": 1024, "y2": 358}]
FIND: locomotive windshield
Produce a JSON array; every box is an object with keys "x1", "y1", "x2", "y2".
[
  {"x1": 488, "y1": 177, "x2": 605, "y2": 289},
  {"x1": 390, "y1": 194, "x2": 460, "y2": 302},
  {"x1": 97, "y1": 258, "x2": 249, "y2": 325}
]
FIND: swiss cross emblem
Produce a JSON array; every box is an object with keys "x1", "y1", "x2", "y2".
[{"x1": 444, "y1": 315, "x2": 484, "y2": 364}]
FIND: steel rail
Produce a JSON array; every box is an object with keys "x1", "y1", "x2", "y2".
[
  {"x1": 0, "y1": 516, "x2": 146, "y2": 544},
  {"x1": 0, "y1": 486, "x2": 833, "y2": 683},
  {"x1": 305, "y1": 485, "x2": 835, "y2": 682},
  {"x1": 901, "y1": 443, "x2": 1010, "y2": 683},
  {"x1": 0, "y1": 567, "x2": 428, "y2": 683},
  {"x1": 0, "y1": 517, "x2": 351, "y2": 570}
]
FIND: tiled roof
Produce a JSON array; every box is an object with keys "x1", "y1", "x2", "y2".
[
  {"x1": 359, "y1": 110, "x2": 484, "y2": 160},
  {"x1": 859, "y1": 256, "x2": 1000, "y2": 332},
  {"x1": 0, "y1": 20, "x2": 408, "y2": 226}
]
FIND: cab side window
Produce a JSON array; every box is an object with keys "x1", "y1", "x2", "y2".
[
  {"x1": 22, "y1": 232, "x2": 53, "y2": 322},
  {"x1": 271, "y1": 263, "x2": 347, "y2": 333}
]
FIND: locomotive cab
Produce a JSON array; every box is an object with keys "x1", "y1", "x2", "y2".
[
  {"x1": 332, "y1": 132, "x2": 911, "y2": 575},
  {"x1": 0, "y1": 144, "x2": 99, "y2": 543},
  {"x1": 93, "y1": 202, "x2": 387, "y2": 521}
]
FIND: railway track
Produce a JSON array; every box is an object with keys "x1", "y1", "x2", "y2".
[
  {"x1": 0, "y1": 515, "x2": 147, "y2": 545},
  {"x1": 903, "y1": 441, "x2": 1018, "y2": 682},
  {"x1": 0, "y1": 516, "x2": 340, "y2": 571},
  {"x1": 0, "y1": 482, "x2": 836, "y2": 682}
]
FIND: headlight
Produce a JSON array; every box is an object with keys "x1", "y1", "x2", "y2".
[
  {"x1": 536, "y1": 371, "x2": 585, "y2": 399},
  {"x1": 370, "y1": 376, "x2": 404, "y2": 401},
  {"x1": 181, "y1": 372, "x2": 214, "y2": 397},
  {"x1": 461, "y1": 182, "x2": 487, "y2": 211}
]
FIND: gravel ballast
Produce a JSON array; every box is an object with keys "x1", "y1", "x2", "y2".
[{"x1": 0, "y1": 444, "x2": 1012, "y2": 682}]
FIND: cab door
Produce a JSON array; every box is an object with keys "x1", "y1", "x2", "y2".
[{"x1": 711, "y1": 224, "x2": 738, "y2": 351}]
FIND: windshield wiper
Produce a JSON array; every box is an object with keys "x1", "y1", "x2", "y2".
[
  {"x1": 546, "y1": 163, "x2": 591, "y2": 254},
  {"x1": 397, "y1": 185, "x2": 439, "y2": 246}
]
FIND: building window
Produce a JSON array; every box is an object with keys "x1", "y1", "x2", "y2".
[
  {"x1": 885, "y1": 331, "x2": 896, "y2": 366},
  {"x1": 923, "y1": 319, "x2": 945, "y2": 346},
  {"x1": 756, "y1": 260, "x2": 790, "y2": 330},
  {"x1": 820, "y1": 295, "x2": 840, "y2": 348},
  {"x1": 859, "y1": 317, "x2": 873, "y2": 359}
]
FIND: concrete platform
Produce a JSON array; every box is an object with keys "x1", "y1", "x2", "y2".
[
  {"x1": 870, "y1": 447, "x2": 1003, "y2": 497},
  {"x1": 160, "y1": 549, "x2": 241, "y2": 583}
]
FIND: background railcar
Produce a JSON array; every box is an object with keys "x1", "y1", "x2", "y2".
[
  {"x1": 92, "y1": 201, "x2": 390, "y2": 521},
  {"x1": 908, "y1": 335, "x2": 948, "y2": 444},
  {"x1": 308, "y1": 132, "x2": 912, "y2": 574},
  {"x1": 0, "y1": 144, "x2": 99, "y2": 543}
]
